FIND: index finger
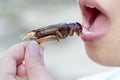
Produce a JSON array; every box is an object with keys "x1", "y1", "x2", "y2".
[
  {"x1": 0, "y1": 42, "x2": 29, "y2": 79},
  {"x1": 4, "y1": 41, "x2": 29, "y2": 64}
]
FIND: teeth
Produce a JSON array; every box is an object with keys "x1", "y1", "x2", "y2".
[
  {"x1": 85, "y1": 4, "x2": 95, "y2": 8},
  {"x1": 89, "y1": 25, "x2": 94, "y2": 31}
]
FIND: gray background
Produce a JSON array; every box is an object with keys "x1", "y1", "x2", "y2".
[{"x1": 0, "y1": 0, "x2": 114, "y2": 80}]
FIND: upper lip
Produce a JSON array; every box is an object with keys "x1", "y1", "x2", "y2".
[{"x1": 79, "y1": 0, "x2": 107, "y2": 14}]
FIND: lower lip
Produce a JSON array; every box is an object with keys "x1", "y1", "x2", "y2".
[{"x1": 81, "y1": 13, "x2": 110, "y2": 42}]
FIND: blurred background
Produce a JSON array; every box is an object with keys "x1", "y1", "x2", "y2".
[{"x1": 0, "y1": 0, "x2": 115, "y2": 80}]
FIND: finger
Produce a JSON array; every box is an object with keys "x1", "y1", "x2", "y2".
[
  {"x1": 25, "y1": 41, "x2": 53, "y2": 80},
  {"x1": 0, "y1": 42, "x2": 29, "y2": 79},
  {"x1": 4, "y1": 41, "x2": 29, "y2": 64},
  {"x1": 16, "y1": 64, "x2": 27, "y2": 77}
]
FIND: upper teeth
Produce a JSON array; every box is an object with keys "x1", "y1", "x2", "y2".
[{"x1": 85, "y1": 4, "x2": 95, "y2": 8}]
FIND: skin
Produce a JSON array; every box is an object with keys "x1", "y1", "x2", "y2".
[
  {"x1": 80, "y1": 0, "x2": 120, "y2": 66},
  {"x1": 0, "y1": 0, "x2": 120, "y2": 79},
  {"x1": 0, "y1": 41, "x2": 53, "y2": 80}
]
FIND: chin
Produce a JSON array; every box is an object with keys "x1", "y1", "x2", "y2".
[{"x1": 85, "y1": 44, "x2": 120, "y2": 67}]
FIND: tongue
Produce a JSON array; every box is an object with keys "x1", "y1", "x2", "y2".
[
  {"x1": 82, "y1": 13, "x2": 110, "y2": 42},
  {"x1": 92, "y1": 13, "x2": 110, "y2": 32}
]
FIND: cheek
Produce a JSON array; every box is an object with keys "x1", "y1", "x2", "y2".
[
  {"x1": 96, "y1": 0, "x2": 120, "y2": 20},
  {"x1": 110, "y1": 0, "x2": 120, "y2": 20}
]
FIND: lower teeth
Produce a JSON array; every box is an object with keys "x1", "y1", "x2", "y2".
[{"x1": 88, "y1": 25, "x2": 94, "y2": 31}]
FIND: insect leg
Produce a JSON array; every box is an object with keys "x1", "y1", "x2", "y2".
[
  {"x1": 69, "y1": 28, "x2": 75, "y2": 36},
  {"x1": 56, "y1": 31, "x2": 64, "y2": 41},
  {"x1": 36, "y1": 37, "x2": 57, "y2": 44},
  {"x1": 75, "y1": 30, "x2": 81, "y2": 36}
]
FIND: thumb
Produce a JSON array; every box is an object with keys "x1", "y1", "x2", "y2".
[{"x1": 25, "y1": 41, "x2": 53, "y2": 80}]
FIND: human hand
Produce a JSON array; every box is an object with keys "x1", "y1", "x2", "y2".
[{"x1": 0, "y1": 41, "x2": 53, "y2": 80}]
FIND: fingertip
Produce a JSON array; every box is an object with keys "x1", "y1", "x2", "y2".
[
  {"x1": 16, "y1": 64, "x2": 27, "y2": 77},
  {"x1": 9, "y1": 41, "x2": 30, "y2": 50},
  {"x1": 3, "y1": 41, "x2": 31, "y2": 64},
  {"x1": 4, "y1": 41, "x2": 30, "y2": 56},
  {"x1": 26, "y1": 41, "x2": 40, "y2": 56}
]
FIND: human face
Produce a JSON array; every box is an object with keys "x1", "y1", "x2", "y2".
[{"x1": 78, "y1": 0, "x2": 120, "y2": 66}]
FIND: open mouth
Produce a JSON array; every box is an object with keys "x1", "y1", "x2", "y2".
[{"x1": 78, "y1": 0, "x2": 110, "y2": 42}]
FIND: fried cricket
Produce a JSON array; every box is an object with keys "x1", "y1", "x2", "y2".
[{"x1": 20, "y1": 22, "x2": 83, "y2": 43}]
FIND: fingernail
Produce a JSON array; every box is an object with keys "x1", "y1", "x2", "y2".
[{"x1": 26, "y1": 41, "x2": 40, "y2": 56}]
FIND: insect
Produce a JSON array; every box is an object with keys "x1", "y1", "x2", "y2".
[{"x1": 20, "y1": 22, "x2": 83, "y2": 44}]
